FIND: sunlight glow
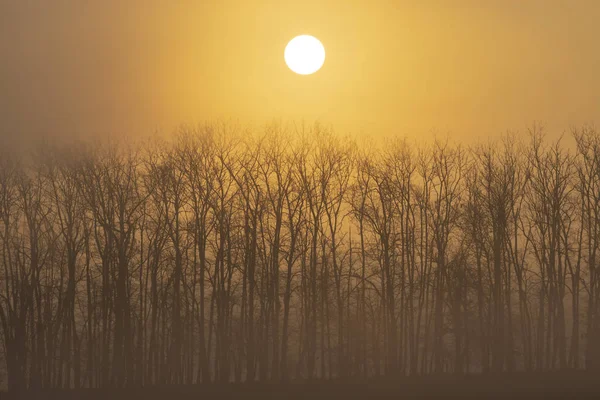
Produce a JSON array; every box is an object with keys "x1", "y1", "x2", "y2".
[{"x1": 284, "y1": 35, "x2": 326, "y2": 75}]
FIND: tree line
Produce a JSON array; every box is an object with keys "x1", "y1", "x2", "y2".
[{"x1": 1, "y1": 123, "x2": 600, "y2": 391}]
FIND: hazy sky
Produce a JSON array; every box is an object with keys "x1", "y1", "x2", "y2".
[{"x1": 1, "y1": 0, "x2": 599, "y2": 144}]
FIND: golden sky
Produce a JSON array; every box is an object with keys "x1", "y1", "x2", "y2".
[{"x1": 1, "y1": 0, "x2": 599, "y2": 143}]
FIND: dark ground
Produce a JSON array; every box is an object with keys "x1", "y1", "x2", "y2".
[{"x1": 3, "y1": 372, "x2": 600, "y2": 399}]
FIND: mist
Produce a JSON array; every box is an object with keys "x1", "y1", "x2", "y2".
[
  {"x1": 3, "y1": 1, "x2": 600, "y2": 399},
  {"x1": 2, "y1": 0, "x2": 600, "y2": 144}
]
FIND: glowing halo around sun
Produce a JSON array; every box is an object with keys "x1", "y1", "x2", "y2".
[{"x1": 284, "y1": 35, "x2": 326, "y2": 75}]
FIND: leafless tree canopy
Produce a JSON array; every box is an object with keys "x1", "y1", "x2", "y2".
[{"x1": 2, "y1": 123, "x2": 600, "y2": 390}]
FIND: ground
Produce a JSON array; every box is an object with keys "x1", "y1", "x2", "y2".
[{"x1": 3, "y1": 372, "x2": 600, "y2": 399}]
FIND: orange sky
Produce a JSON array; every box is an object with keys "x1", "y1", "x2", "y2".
[{"x1": 1, "y1": 0, "x2": 599, "y2": 144}]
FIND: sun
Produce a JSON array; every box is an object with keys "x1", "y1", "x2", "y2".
[{"x1": 284, "y1": 35, "x2": 326, "y2": 75}]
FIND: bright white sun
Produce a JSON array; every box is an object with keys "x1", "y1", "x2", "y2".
[{"x1": 284, "y1": 35, "x2": 326, "y2": 75}]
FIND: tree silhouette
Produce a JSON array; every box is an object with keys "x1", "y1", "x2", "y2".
[{"x1": 2, "y1": 124, "x2": 600, "y2": 391}]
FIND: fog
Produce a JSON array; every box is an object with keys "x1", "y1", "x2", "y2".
[{"x1": 2, "y1": 0, "x2": 600, "y2": 146}]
